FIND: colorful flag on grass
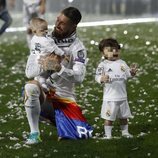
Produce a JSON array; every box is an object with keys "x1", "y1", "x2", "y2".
[{"x1": 52, "y1": 97, "x2": 93, "y2": 139}]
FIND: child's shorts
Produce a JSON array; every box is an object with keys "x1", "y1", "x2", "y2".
[{"x1": 101, "y1": 100, "x2": 132, "y2": 121}]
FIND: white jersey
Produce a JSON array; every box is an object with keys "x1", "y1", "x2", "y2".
[
  {"x1": 27, "y1": 34, "x2": 64, "y2": 91},
  {"x1": 30, "y1": 35, "x2": 64, "y2": 56},
  {"x1": 25, "y1": 32, "x2": 87, "y2": 101},
  {"x1": 95, "y1": 59, "x2": 132, "y2": 101},
  {"x1": 26, "y1": 34, "x2": 64, "y2": 77}
]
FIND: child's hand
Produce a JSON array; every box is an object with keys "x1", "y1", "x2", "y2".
[
  {"x1": 100, "y1": 75, "x2": 109, "y2": 83},
  {"x1": 130, "y1": 63, "x2": 138, "y2": 76}
]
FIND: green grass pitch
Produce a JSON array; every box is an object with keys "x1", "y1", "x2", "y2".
[{"x1": 0, "y1": 22, "x2": 158, "y2": 158}]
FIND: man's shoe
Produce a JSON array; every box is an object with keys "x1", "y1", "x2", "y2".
[{"x1": 25, "y1": 132, "x2": 42, "y2": 145}]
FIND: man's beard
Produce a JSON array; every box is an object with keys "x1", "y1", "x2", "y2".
[{"x1": 53, "y1": 27, "x2": 71, "y2": 39}]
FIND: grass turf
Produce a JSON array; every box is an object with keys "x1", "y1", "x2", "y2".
[{"x1": 0, "y1": 22, "x2": 158, "y2": 158}]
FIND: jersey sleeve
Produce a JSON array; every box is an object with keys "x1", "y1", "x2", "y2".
[
  {"x1": 45, "y1": 37, "x2": 64, "y2": 56},
  {"x1": 95, "y1": 62, "x2": 105, "y2": 84},
  {"x1": 122, "y1": 61, "x2": 132, "y2": 79},
  {"x1": 56, "y1": 48, "x2": 87, "y2": 83}
]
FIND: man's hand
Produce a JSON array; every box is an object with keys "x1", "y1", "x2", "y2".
[
  {"x1": 100, "y1": 75, "x2": 109, "y2": 83},
  {"x1": 63, "y1": 55, "x2": 70, "y2": 64},
  {"x1": 38, "y1": 53, "x2": 62, "y2": 72}
]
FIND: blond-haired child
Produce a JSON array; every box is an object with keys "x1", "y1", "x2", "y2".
[{"x1": 28, "y1": 17, "x2": 64, "y2": 92}]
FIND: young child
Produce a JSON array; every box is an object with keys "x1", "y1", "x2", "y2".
[
  {"x1": 28, "y1": 17, "x2": 64, "y2": 92},
  {"x1": 95, "y1": 38, "x2": 137, "y2": 139}
]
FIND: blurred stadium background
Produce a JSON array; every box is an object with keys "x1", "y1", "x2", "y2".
[
  {"x1": 8, "y1": 0, "x2": 158, "y2": 27},
  {"x1": 0, "y1": 1, "x2": 158, "y2": 157}
]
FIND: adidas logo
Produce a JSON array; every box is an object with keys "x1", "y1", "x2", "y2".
[{"x1": 108, "y1": 68, "x2": 112, "y2": 72}]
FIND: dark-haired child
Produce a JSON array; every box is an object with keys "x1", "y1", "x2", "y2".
[{"x1": 95, "y1": 38, "x2": 137, "y2": 139}]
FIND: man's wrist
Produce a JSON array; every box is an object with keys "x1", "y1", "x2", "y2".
[{"x1": 57, "y1": 65, "x2": 65, "y2": 75}]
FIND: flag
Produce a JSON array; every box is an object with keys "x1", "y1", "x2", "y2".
[{"x1": 52, "y1": 97, "x2": 93, "y2": 139}]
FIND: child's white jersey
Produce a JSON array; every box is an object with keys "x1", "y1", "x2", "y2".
[
  {"x1": 25, "y1": 34, "x2": 63, "y2": 79},
  {"x1": 30, "y1": 35, "x2": 64, "y2": 56},
  {"x1": 95, "y1": 59, "x2": 132, "y2": 101}
]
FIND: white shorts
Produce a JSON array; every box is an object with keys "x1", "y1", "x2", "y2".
[{"x1": 101, "y1": 100, "x2": 132, "y2": 121}]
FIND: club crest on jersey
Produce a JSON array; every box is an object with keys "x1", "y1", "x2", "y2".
[
  {"x1": 106, "y1": 109, "x2": 111, "y2": 117},
  {"x1": 121, "y1": 65, "x2": 126, "y2": 72},
  {"x1": 96, "y1": 67, "x2": 104, "y2": 75}
]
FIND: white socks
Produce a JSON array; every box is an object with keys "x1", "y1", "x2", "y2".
[
  {"x1": 120, "y1": 124, "x2": 129, "y2": 135},
  {"x1": 104, "y1": 125, "x2": 113, "y2": 138},
  {"x1": 24, "y1": 83, "x2": 41, "y2": 134},
  {"x1": 104, "y1": 125, "x2": 131, "y2": 138}
]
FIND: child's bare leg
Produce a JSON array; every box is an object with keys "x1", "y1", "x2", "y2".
[{"x1": 120, "y1": 118, "x2": 128, "y2": 125}]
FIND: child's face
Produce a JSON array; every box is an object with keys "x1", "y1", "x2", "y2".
[
  {"x1": 103, "y1": 47, "x2": 120, "y2": 61},
  {"x1": 36, "y1": 23, "x2": 48, "y2": 36},
  {"x1": 31, "y1": 20, "x2": 48, "y2": 36},
  {"x1": 36, "y1": 27, "x2": 48, "y2": 36}
]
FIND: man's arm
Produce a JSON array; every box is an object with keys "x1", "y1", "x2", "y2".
[
  {"x1": 56, "y1": 61, "x2": 86, "y2": 83},
  {"x1": 39, "y1": 51, "x2": 87, "y2": 83},
  {"x1": 55, "y1": 48, "x2": 88, "y2": 83},
  {"x1": 38, "y1": 43, "x2": 87, "y2": 83}
]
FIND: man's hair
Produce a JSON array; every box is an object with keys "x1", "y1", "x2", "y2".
[
  {"x1": 61, "y1": 7, "x2": 82, "y2": 25},
  {"x1": 98, "y1": 38, "x2": 121, "y2": 52}
]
